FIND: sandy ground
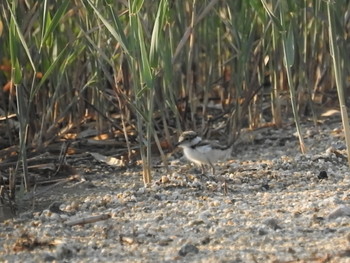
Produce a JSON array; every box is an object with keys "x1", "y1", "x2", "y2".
[{"x1": 1, "y1": 116, "x2": 350, "y2": 262}]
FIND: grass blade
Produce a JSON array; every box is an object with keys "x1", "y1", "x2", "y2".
[
  {"x1": 40, "y1": 0, "x2": 70, "y2": 49},
  {"x1": 30, "y1": 44, "x2": 69, "y2": 102},
  {"x1": 327, "y1": 1, "x2": 350, "y2": 165},
  {"x1": 85, "y1": 0, "x2": 130, "y2": 55},
  {"x1": 6, "y1": 0, "x2": 36, "y2": 72}
]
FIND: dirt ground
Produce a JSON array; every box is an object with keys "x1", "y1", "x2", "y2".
[{"x1": 1, "y1": 113, "x2": 350, "y2": 262}]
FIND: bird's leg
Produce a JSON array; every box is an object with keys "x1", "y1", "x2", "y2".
[
  {"x1": 223, "y1": 179, "x2": 228, "y2": 195},
  {"x1": 200, "y1": 164, "x2": 206, "y2": 174},
  {"x1": 198, "y1": 164, "x2": 211, "y2": 181},
  {"x1": 209, "y1": 162, "x2": 215, "y2": 175},
  {"x1": 198, "y1": 163, "x2": 217, "y2": 182},
  {"x1": 206, "y1": 162, "x2": 219, "y2": 182}
]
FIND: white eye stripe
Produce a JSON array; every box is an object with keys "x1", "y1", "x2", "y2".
[{"x1": 178, "y1": 131, "x2": 199, "y2": 143}]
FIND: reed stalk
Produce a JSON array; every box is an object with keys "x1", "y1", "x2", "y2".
[
  {"x1": 326, "y1": 0, "x2": 350, "y2": 165},
  {"x1": 0, "y1": 0, "x2": 349, "y2": 201}
]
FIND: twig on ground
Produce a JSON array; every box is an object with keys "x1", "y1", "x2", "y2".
[{"x1": 65, "y1": 214, "x2": 111, "y2": 226}]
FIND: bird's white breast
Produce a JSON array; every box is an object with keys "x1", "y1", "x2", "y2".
[
  {"x1": 183, "y1": 147, "x2": 210, "y2": 165},
  {"x1": 183, "y1": 145, "x2": 230, "y2": 165}
]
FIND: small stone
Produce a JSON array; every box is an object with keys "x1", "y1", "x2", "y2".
[
  {"x1": 318, "y1": 171, "x2": 328, "y2": 180},
  {"x1": 229, "y1": 199, "x2": 236, "y2": 204},
  {"x1": 158, "y1": 237, "x2": 173, "y2": 246},
  {"x1": 19, "y1": 211, "x2": 33, "y2": 220},
  {"x1": 50, "y1": 213, "x2": 61, "y2": 221},
  {"x1": 154, "y1": 194, "x2": 163, "y2": 200},
  {"x1": 161, "y1": 175, "x2": 170, "y2": 184},
  {"x1": 55, "y1": 243, "x2": 74, "y2": 260},
  {"x1": 40, "y1": 209, "x2": 52, "y2": 220},
  {"x1": 263, "y1": 218, "x2": 282, "y2": 230},
  {"x1": 70, "y1": 201, "x2": 79, "y2": 210},
  {"x1": 201, "y1": 236, "x2": 210, "y2": 245},
  {"x1": 49, "y1": 202, "x2": 63, "y2": 214},
  {"x1": 43, "y1": 253, "x2": 56, "y2": 262},
  {"x1": 258, "y1": 228, "x2": 268, "y2": 235},
  {"x1": 179, "y1": 243, "x2": 199, "y2": 256},
  {"x1": 261, "y1": 184, "x2": 269, "y2": 191},
  {"x1": 137, "y1": 187, "x2": 146, "y2": 194},
  {"x1": 188, "y1": 219, "x2": 205, "y2": 226},
  {"x1": 325, "y1": 146, "x2": 335, "y2": 155},
  {"x1": 287, "y1": 247, "x2": 296, "y2": 254},
  {"x1": 327, "y1": 205, "x2": 350, "y2": 220},
  {"x1": 339, "y1": 249, "x2": 350, "y2": 257},
  {"x1": 322, "y1": 228, "x2": 336, "y2": 234},
  {"x1": 312, "y1": 215, "x2": 324, "y2": 223}
]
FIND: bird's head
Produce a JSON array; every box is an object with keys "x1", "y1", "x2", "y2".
[{"x1": 176, "y1": 131, "x2": 202, "y2": 148}]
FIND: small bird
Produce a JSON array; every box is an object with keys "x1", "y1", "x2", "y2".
[{"x1": 176, "y1": 130, "x2": 233, "y2": 175}]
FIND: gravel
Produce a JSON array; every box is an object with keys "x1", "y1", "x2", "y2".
[{"x1": 1, "y1": 118, "x2": 350, "y2": 262}]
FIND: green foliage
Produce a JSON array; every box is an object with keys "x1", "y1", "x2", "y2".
[
  {"x1": 40, "y1": 0, "x2": 70, "y2": 49},
  {"x1": 0, "y1": 0, "x2": 349, "y2": 189}
]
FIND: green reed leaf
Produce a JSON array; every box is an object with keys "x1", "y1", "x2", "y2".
[{"x1": 40, "y1": 0, "x2": 69, "y2": 49}]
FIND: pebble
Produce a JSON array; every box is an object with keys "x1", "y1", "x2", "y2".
[
  {"x1": 1, "y1": 120, "x2": 350, "y2": 262},
  {"x1": 55, "y1": 242, "x2": 75, "y2": 260},
  {"x1": 178, "y1": 243, "x2": 199, "y2": 256},
  {"x1": 263, "y1": 218, "x2": 282, "y2": 230},
  {"x1": 161, "y1": 175, "x2": 170, "y2": 184},
  {"x1": 258, "y1": 227, "x2": 269, "y2": 235},
  {"x1": 318, "y1": 170, "x2": 328, "y2": 180},
  {"x1": 327, "y1": 205, "x2": 350, "y2": 220}
]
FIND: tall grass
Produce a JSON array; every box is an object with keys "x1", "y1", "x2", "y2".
[
  {"x1": 326, "y1": 0, "x2": 350, "y2": 164},
  {"x1": 0, "y1": 0, "x2": 349, "y2": 196}
]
